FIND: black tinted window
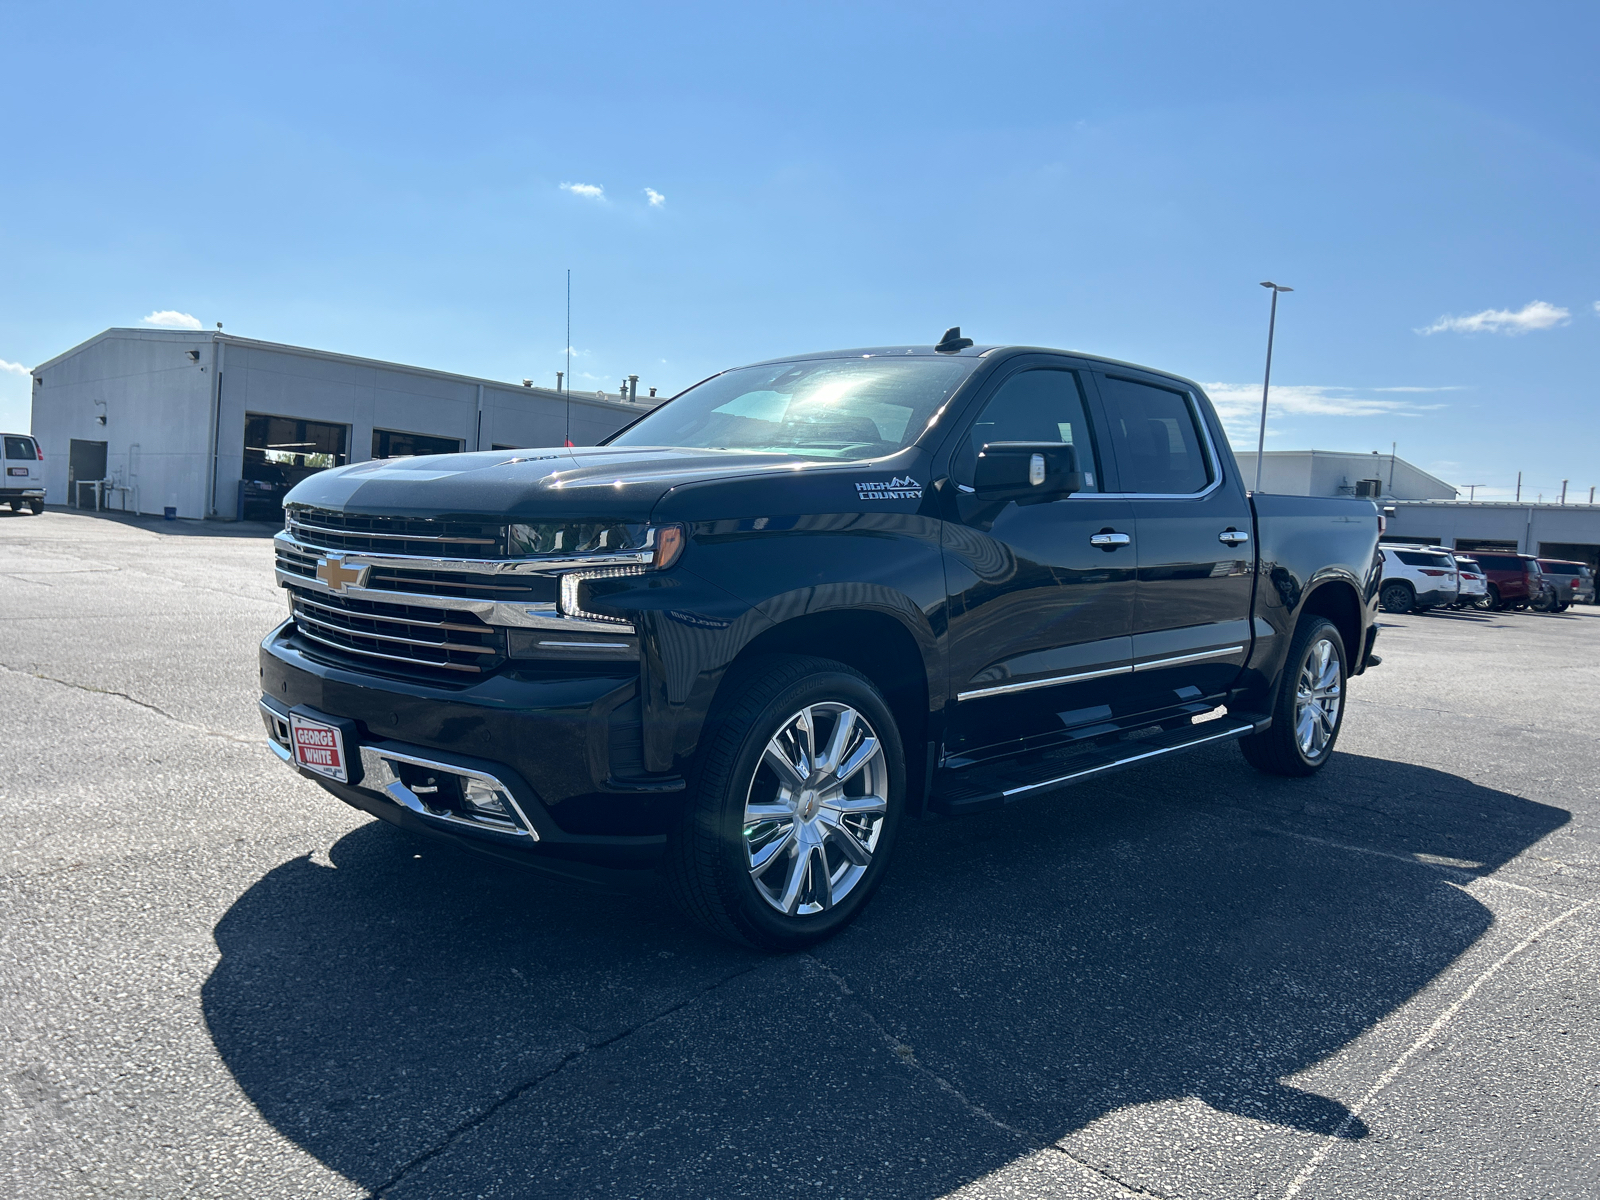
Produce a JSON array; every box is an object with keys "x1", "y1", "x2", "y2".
[
  {"x1": 1396, "y1": 551, "x2": 1453, "y2": 568},
  {"x1": 1542, "y1": 562, "x2": 1578, "y2": 575},
  {"x1": 954, "y1": 369, "x2": 1099, "y2": 490},
  {"x1": 371, "y1": 429, "x2": 463, "y2": 459},
  {"x1": 4, "y1": 436, "x2": 35, "y2": 460},
  {"x1": 1474, "y1": 554, "x2": 1515, "y2": 570},
  {"x1": 1098, "y1": 376, "x2": 1212, "y2": 494}
]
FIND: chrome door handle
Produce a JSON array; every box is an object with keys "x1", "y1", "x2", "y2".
[
  {"x1": 1089, "y1": 532, "x2": 1131, "y2": 547},
  {"x1": 1218, "y1": 530, "x2": 1250, "y2": 545}
]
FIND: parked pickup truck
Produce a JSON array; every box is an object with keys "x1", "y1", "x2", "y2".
[{"x1": 260, "y1": 331, "x2": 1382, "y2": 949}]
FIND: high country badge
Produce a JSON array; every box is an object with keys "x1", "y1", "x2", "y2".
[{"x1": 856, "y1": 476, "x2": 922, "y2": 501}]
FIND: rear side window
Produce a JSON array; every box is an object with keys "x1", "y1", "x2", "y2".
[
  {"x1": 954, "y1": 368, "x2": 1101, "y2": 491},
  {"x1": 1475, "y1": 554, "x2": 1515, "y2": 570},
  {"x1": 4, "y1": 436, "x2": 35, "y2": 460},
  {"x1": 1395, "y1": 551, "x2": 1454, "y2": 568},
  {"x1": 1097, "y1": 376, "x2": 1212, "y2": 494},
  {"x1": 1542, "y1": 562, "x2": 1578, "y2": 575}
]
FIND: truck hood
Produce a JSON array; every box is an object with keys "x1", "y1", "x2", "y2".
[{"x1": 281, "y1": 445, "x2": 852, "y2": 520}]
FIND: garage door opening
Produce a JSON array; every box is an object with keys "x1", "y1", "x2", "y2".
[
  {"x1": 372, "y1": 429, "x2": 463, "y2": 459},
  {"x1": 243, "y1": 414, "x2": 349, "y2": 522}
]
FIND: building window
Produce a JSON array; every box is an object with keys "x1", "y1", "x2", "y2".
[
  {"x1": 371, "y1": 429, "x2": 464, "y2": 459},
  {"x1": 243, "y1": 414, "x2": 349, "y2": 521}
]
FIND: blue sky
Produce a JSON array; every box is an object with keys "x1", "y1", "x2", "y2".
[{"x1": 3, "y1": 1, "x2": 1596, "y2": 500}]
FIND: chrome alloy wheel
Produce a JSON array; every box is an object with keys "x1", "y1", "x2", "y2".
[
  {"x1": 742, "y1": 703, "x2": 888, "y2": 916},
  {"x1": 1294, "y1": 636, "x2": 1343, "y2": 760}
]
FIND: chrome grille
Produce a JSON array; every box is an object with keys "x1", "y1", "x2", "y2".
[
  {"x1": 273, "y1": 541, "x2": 556, "y2": 604},
  {"x1": 287, "y1": 507, "x2": 506, "y2": 558},
  {"x1": 286, "y1": 585, "x2": 505, "y2": 676}
]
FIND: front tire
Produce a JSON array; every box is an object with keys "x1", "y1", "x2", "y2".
[
  {"x1": 1475, "y1": 585, "x2": 1499, "y2": 611},
  {"x1": 665, "y1": 655, "x2": 905, "y2": 950},
  {"x1": 1240, "y1": 616, "x2": 1347, "y2": 778}
]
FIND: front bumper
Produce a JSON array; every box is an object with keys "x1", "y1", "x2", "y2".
[{"x1": 260, "y1": 620, "x2": 678, "y2": 875}]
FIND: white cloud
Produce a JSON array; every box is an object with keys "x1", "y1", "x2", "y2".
[
  {"x1": 1370, "y1": 385, "x2": 1464, "y2": 393},
  {"x1": 1417, "y1": 300, "x2": 1569, "y2": 336},
  {"x1": 560, "y1": 182, "x2": 605, "y2": 200},
  {"x1": 644, "y1": 188, "x2": 665, "y2": 207},
  {"x1": 1, "y1": 358, "x2": 29, "y2": 377},
  {"x1": 1202, "y1": 383, "x2": 1447, "y2": 445},
  {"x1": 141, "y1": 310, "x2": 203, "y2": 329}
]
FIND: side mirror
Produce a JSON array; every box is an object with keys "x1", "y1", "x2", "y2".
[{"x1": 973, "y1": 441, "x2": 1081, "y2": 503}]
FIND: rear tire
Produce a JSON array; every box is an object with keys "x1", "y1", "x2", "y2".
[
  {"x1": 665, "y1": 654, "x2": 905, "y2": 951},
  {"x1": 1240, "y1": 616, "x2": 1347, "y2": 778},
  {"x1": 1380, "y1": 582, "x2": 1414, "y2": 613},
  {"x1": 27, "y1": 499, "x2": 42, "y2": 515}
]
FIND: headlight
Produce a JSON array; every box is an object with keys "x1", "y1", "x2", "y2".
[
  {"x1": 556, "y1": 523, "x2": 686, "y2": 623},
  {"x1": 507, "y1": 521, "x2": 651, "y2": 556}
]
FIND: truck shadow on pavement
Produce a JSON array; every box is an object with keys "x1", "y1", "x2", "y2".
[{"x1": 203, "y1": 750, "x2": 1568, "y2": 1198}]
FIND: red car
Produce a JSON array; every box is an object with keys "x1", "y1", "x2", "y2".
[{"x1": 1466, "y1": 551, "x2": 1544, "y2": 611}]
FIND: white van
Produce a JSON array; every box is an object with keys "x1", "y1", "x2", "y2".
[{"x1": 2, "y1": 434, "x2": 46, "y2": 514}]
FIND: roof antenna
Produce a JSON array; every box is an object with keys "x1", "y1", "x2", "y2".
[{"x1": 935, "y1": 326, "x2": 973, "y2": 352}]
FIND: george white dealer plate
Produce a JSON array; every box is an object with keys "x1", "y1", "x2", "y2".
[{"x1": 289, "y1": 712, "x2": 349, "y2": 782}]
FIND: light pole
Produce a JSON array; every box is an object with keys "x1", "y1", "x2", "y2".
[
  {"x1": 1463, "y1": 484, "x2": 1485, "y2": 500},
  {"x1": 1254, "y1": 281, "x2": 1293, "y2": 493}
]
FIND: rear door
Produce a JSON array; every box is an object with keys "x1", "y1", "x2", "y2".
[
  {"x1": 941, "y1": 359, "x2": 1136, "y2": 763},
  {"x1": 4, "y1": 435, "x2": 40, "y2": 489},
  {"x1": 1089, "y1": 372, "x2": 1255, "y2": 715}
]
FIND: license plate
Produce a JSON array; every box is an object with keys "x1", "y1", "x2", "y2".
[
  {"x1": 7, "y1": 467, "x2": 26, "y2": 476},
  {"x1": 289, "y1": 712, "x2": 350, "y2": 782}
]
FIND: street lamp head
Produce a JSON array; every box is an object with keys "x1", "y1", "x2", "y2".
[{"x1": 1260, "y1": 281, "x2": 1294, "y2": 292}]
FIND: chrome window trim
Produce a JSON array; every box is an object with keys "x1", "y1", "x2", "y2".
[{"x1": 1089, "y1": 383, "x2": 1227, "y2": 501}]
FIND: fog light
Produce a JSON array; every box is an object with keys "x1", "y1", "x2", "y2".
[{"x1": 462, "y1": 777, "x2": 513, "y2": 820}]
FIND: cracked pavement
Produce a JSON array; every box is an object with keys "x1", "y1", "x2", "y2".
[{"x1": 2, "y1": 509, "x2": 1597, "y2": 1198}]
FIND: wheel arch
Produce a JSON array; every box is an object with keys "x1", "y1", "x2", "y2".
[
  {"x1": 1299, "y1": 578, "x2": 1364, "y2": 668},
  {"x1": 717, "y1": 609, "x2": 933, "y2": 811}
]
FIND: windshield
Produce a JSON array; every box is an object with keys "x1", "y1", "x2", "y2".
[{"x1": 607, "y1": 357, "x2": 976, "y2": 460}]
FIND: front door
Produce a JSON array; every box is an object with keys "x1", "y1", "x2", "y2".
[
  {"x1": 942, "y1": 362, "x2": 1137, "y2": 765},
  {"x1": 1092, "y1": 372, "x2": 1255, "y2": 715}
]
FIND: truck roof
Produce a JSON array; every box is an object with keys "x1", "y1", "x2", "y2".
[{"x1": 738, "y1": 344, "x2": 1207, "y2": 394}]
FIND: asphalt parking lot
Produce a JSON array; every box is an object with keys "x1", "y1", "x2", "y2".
[{"x1": 2, "y1": 508, "x2": 1597, "y2": 1199}]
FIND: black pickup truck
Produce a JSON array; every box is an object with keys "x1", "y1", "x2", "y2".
[{"x1": 260, "y1": 332, "x2": 1381, "y2": 949}]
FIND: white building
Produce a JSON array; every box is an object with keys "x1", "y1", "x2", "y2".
[
  {"x1": 1382, "y1": 500, "x2": 1600, "y2": 571},
  {"x1": 28, "y1": 328, "x2": 661, "y2": 521},
  {"x1": 1231, "y1": 449, "x2": 1456, "y2": 501},
  {"x1": 1229, "y1": 448, "x2": 1599, "y2": 571}
]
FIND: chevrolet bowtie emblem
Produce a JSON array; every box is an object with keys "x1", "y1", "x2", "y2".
[{"x1": 315, "y1": 554, "x2": 369, "y2": 592}]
